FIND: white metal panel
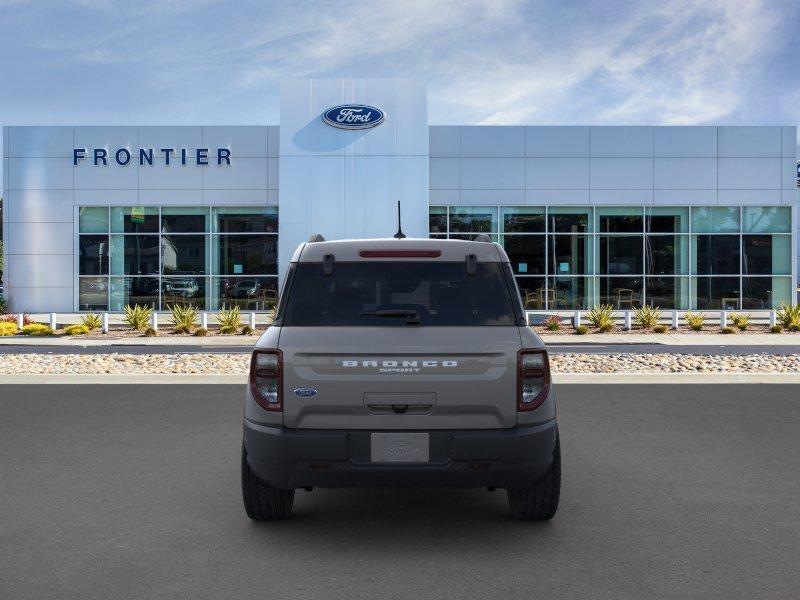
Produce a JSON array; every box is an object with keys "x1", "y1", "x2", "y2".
[
  {"x1": 362, "y1": 80, "x2": 400, "y2": 156},
  {"x1": 267, "y1": 189, "x2": 278, "y2": 205},
  {"x1": 140, "y1": 189, "x2": 202, "y2": 205},
  {"x1": 718, "y1": 158, "x2": 780, "y2": 189},
  {"x1": 654, "y1": 158, "x2": 717, "y2": 189},
  {"x1": 717, "y1": 126, "x2": 781, "y2": 157},
  {"x1": 309, "y1": 79, "x2": 349, "y2": 156},
  {"x1": 590, "y1": 189, "x2": 654, "y2": 205},
  {"x1": 279, "y1": 79, "x2": 313, "y2": 156},
  {"x1": 525, "y1": 189, "x2": 590, "y2": 205},
  {"x1": 138, "y1": 126, "x2": 203, "y2": 151},
  {"x1": 7, "y1": 221, "x2": 73, "y2": 254},
  {"x1": 310, "y1": 155, "x2": 347, "y2": 240},
  {"x1": 8, "y1": 254, "x2": 73, "y2": 288},
  {"x1": 780, "y1": 158, "x2": 797, "y2": 189},
  {"x1": 278, "y1": 156, "x2": 312, "y2": 224},
  {"x1": 589, "y1": 158, "x2": 653, "y2": 189},
  {"x1": 460, "y1": 126, "x2": 524, "y2": 157},
  {"x1": 525, "y1": 126, "x2": 589, "y2": 157},
  {"x1": 267, "y1": 126, "x2": 280, "y2": 157},
  {"x1": 202, "y1": 126, "x2": 267, "y2": 157},
  {"x1": 395, "y1": 80, "x2": 429, "y2": 156},
  {"x1": 429, "y1": 189, "x2": 460, "y2": 205},
  {"x1": 203, "y1": 157, "x2": 266, "y2": 189},
  {"x1": 395, "y1": 155, "x2": 429, "y2": 234},
  {"x1": 202, "y1": 189, "x2": 267, "y2": 205},
  {"x1": 526, "y1": 157, "x2": 589, "y2": 189},
  {"x1": 73, "y1": 126, "x2": 138, "y2": 154},
  {"x1": 781, "y1": 189, "x2": 797, "y2": 205},
  {"x1": 429, "y1": 157, "x2": 460, "y2": 189},
  {"x1": 460, "y1": 158, "x2": 523, "y2": 189},
  {"x1": 429, "y1": 126, "x2": 460, "y2": 157},
  {"x1": 781, "y1": 126, "x2": 797, "y2": 157},
  {"x1": 8, "y1": 126, "x2": 73, "y2": 157},
  {"x1": 74, "y1": 189, "x2": 135, "y2": 206},
  {"x1": 361, "y1": 156, "x2": 398, "y2": 237},
  {"x1": 138, "y1": 161, "x2": 200, "y2": 190},
  {"x1": 461, "y1": 189, "x2": 524, "y2": 205},
  {"x1": 4, "y1": 189, "x2": 73, "y2": 222},
  {"x1": 590, "y1": 126, "x2": 653, "y2": 157},
  {"x1": 717, "y1": 189, "x2": 781, "y2": 205},
  {"x1": 9, "y1": 157, "x2": 73, "y2": 190},
  {"x1": 267, "y1": 157, "x2": 279, "y2": 189},
  {"x1": 653, "y1": 126, "x2": 717, "y2": 157},
  {"x1": 653, "y1": 189, "x2": 717, "y2": 205},
  {"x1": 6, "y1": 287, "x2": 73, "y2": 312},
  {"x1": 75, "y1": 161, "x2": 138, "y2": 190}
]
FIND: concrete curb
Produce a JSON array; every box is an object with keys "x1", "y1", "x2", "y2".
[{"x1": 1, "y1": 373, "x2": 799, "y2": 385}]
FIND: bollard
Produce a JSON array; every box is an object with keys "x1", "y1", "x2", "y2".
[
  {"x1": 624, "y1": 310, "x2": 631, "y2": 331},
  {"x1": 721, "y1": 310, "x2": 727, "y2": 328},
  {"x1": 769, "y1": 310, "x2": 777, "y2": 327},
  {"x1": 102, "y1": 312, "x2": 109, "y2": 334},
  {"x1": 672, "y1": 310, "x2": 679, "y2": 330},
  {"x1": 151, "y1": 311, "x2": 158, "y2": 332},
  {"x1": 201, "y1": 311, "x2": 208, "y2": 330},
  {"x1": 17, "y1": 313, "x2": 24, "y2": 330},
  {"x1": 50, "y1": 312, "x2": 57, "y2": 330},
  {"x1": 249, "y1": 312, "x2": 257, "y2": 330},
  {"x1": 574, "y1": 310, "x2": 581, "y2": 328}
]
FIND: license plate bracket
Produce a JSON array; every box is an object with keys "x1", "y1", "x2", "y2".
[{"x1": 370, "y1": 433, "x2": 430, "y2": 463}]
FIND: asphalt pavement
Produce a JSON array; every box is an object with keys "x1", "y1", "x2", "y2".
[{"x1": 1, "y1": 384, "x2": 798, "y2": 599}]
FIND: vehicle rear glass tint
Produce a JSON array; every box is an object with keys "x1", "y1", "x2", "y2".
[{"x1": 282, "y1": 261, "x2": 518, "y2": 326}]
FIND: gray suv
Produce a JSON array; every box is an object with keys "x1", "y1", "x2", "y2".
[{"x1": 241, "y1": 237, "x2": 560, "y2": 520}]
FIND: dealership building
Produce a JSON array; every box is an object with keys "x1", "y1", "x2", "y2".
[{"x1": 2, "y1": 78, "x2": 797, "y2": 312}]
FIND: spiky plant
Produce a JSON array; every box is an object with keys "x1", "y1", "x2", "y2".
[
  {"x1": 683, "y1": 311, "x2": 706, "y2": 331},
  {"x1": 168, "y1": 304, "x2": 198, "y2": 334},
  {"x1": 634, "y1": 305, "x2": 661, "y2": 330},
  {"x1": 80, "y1": 313, "x2": 102, "y2": 331},
  {"x1": 776, "y1": 303, "x2": 800, "y2": 329},
  {"x1": 586, "y1": 304, "x2": 615, "y2": 331},
  {"x1": 123, "y1": 304, "x2": 153, "y2": 331},
  {"x1": 216, "y1": 306, "x2": 242, "y2": 334}
]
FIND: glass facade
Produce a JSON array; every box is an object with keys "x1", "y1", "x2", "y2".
[
  {"x1": 429, "y1": 205, "x2": 793, "y2": 310},
  {"x1": 78, "y1": 206, "x2": 278, "y2": 311}
]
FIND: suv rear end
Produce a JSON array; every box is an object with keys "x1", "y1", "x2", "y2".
[{"x1": 242, "y1": 237, "x2": 560, "y2": 520}]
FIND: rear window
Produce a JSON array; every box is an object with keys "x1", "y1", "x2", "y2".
[{"x1": 280, "y1": 261, "x2": 519, "y2": 326}]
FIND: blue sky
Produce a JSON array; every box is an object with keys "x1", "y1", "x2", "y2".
[{"x1": 2, "y1": 0, "x2": 799, "y2": 186}]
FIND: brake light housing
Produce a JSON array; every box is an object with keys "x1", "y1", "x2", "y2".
[
  {"x1": 250, "y1": 349, "x2": 282, "y2": 411},
  {"x1": 517, "y1": 349, "x2": 550, "y2": 411}
]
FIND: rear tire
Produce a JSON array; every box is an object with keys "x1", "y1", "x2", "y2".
[
  {"x1": 507, "y1": 435, "x2": 560, "y2": 521},
  {"x1": 241, "y1": 445, "x2": 295, "y2": 520}
]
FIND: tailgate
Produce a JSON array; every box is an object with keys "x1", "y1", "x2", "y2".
[{"x1": 279, "y1": 327, "x2": 521, "y2": 429}]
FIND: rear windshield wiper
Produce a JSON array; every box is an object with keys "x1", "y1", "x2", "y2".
[{"x1": 359, "y1": 309, "x2": 421, "y2": 325}]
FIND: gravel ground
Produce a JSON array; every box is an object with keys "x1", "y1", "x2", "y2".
[{"x1": 1, "y1": 352, "x2": 799, "y2": 374}]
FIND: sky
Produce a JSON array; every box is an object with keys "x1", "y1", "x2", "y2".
[{"x1": 1, "y1": 0, "x2": 799, "y2": 186}]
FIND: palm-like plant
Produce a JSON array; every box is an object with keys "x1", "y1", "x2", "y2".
[
  {"x1": 123, "y1": 304, "x2": 153, "y2": 331},
  {"x1": 168, "y1": 304, "x2": 198, "y2": 334}
]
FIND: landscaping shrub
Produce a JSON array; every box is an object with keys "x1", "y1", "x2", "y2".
[
  {"x1": 543, "y1": 315, "x2": 561, "y2": 332},
  {"x1": 240, "y1": 325, "x2": 255, "y2": 335},
  {"x1": 216, "y1": 306, "x2": 242, "y2": 334},
  {"x1": 194, "y1": 328, "x2": 208, "y2": 337},
  {"x1": 0, "y1": 322, "x2": 18, "y2": 336},
  {"x1": 587, "y1": 304, "x2": 614, "y2": 331},
  {"x1": 729, "y1": 313, "x2": 750, "y2": 331},
  {"x1": 80, "y1": 313, "x2": 102, "y2": 331},
  {"x1": 1, "y1": 313, "x2": 33, "y2": 326},
  {"x1": 789, "y1": 323, "x2": 800, "y2": 333},
  {"x1": 123, "y1": 304, "x2": 153, "y2": 331},
  {"x1": 22, "y1": 323, "x2": 54, "y2": 336},
  {"x1": 776, "y1": 303, "x2": 800, "y2": 329},
  {"x1": 64, "y1": 324, "x2": 90, "y2": 336},
  {"x1": 769, "y1": 324, "x2": 783, "y2": 334},
  {"x1": 143, "y1": 327, "x2": 158, "y2": 337},
  {"x1": 265, "y1": 306, "x2": 276, "y2": 326},
  {"x1": 720, "y1": 326, "x2": 735, "y2": 334},
  {"x1": 168, "y1": 304, "x2": 198, "y2": 334},
  {"x1": 683, "y1": 311, "x2": 706, "y2": 332},
  {"x1": 634, "y1": 305, "x2": 661, "y2": 330},
  {"x1": 574, "y1": 325, "x2": 589, "y2": 335},
  {"x1": 653, "y1": 324, "x2": 668, "y2": 334}
]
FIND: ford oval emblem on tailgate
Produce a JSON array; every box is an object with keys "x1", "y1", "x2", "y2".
[{"x1": 293, "y1": 388, "x2": 318, "y2": 397}]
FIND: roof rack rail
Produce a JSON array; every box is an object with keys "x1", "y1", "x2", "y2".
[
  {"x1": 472, "y1": 234, "x2": 492, "y2": 243},
  {"x1": 308, "y1": 234, "x2": 326, "y2": 243}
]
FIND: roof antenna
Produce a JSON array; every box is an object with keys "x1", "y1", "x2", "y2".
[{"x1": 393, "y1": 201, "x2": 406, "y2": 239}]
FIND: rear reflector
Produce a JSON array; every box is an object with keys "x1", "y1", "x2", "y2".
[{"x1": 358, "y1": 250, "x2": 441, "y2": 258}]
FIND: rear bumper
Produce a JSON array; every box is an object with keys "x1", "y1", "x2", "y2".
[{"x1": 243, "y1": 419, "x2": 558, "y2": 490}]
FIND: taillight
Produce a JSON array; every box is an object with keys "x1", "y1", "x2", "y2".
[
  {"x1": 250, "y1": 349, "x2": 282, "y2": 411},
  {"x1": 517, "y1": 349, "x2": 550, "y2": 411}
]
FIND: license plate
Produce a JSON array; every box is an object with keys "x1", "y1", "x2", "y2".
[{"x1": 370, "y1": 433, "x2": 429, "y2": 463}]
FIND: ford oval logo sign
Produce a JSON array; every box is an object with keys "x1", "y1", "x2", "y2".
[
  {"x1": 322, "y1": 104, "x2": 385, "y2": 130},
  {"x1": 293, "y1": 387, "x2": 318, "y2": 397}
]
